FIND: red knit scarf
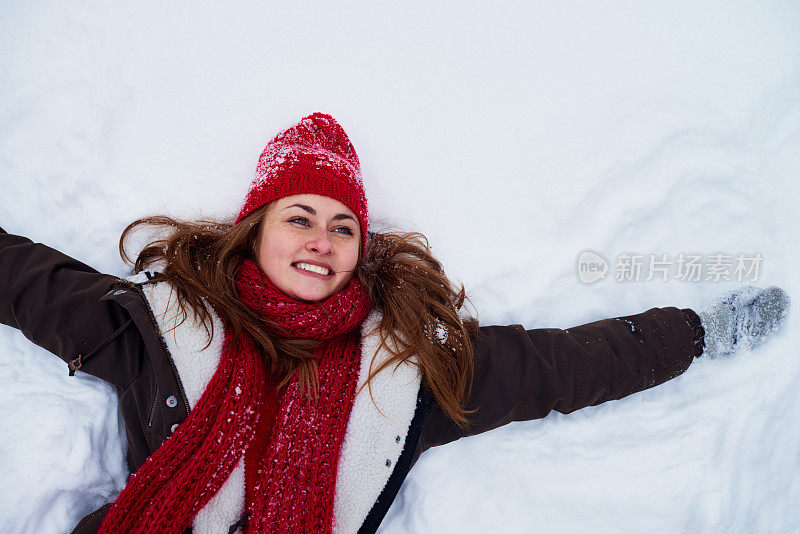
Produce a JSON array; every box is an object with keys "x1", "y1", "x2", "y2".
[{"x1": 99, "y1": 259, "x2": 371, "y2": 533}]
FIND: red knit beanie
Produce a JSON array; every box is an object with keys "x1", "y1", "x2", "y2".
[{"x1": 236, "y1": 112, "x2": 369, "y2": 248}]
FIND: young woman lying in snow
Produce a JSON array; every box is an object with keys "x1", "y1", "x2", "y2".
[{"x1": 0, "y1": 112, "x2": 790, "y2": 534}]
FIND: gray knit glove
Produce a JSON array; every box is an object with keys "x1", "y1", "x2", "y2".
[{"x1": 698, "y1": 286, "x2": 790, "y2": 358}]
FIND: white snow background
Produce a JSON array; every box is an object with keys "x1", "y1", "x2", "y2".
[{"x1": 2, "y1": 1, "x2": 799, "y2": 533}]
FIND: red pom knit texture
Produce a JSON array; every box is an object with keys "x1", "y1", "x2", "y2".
[{"x1": 236, "y1": 113, "x2": 369, "y2": 249}]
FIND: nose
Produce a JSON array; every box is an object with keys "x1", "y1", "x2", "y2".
[{"x1": 306, "y1": 228, "x2": 332, "y2": 254}]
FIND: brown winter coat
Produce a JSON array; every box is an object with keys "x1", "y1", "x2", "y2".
[{"x1": 0, "y1": 228, "x2": 705, "y2": 533}]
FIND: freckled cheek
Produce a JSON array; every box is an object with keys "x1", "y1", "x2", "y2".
[
  {"x1": 271, "y1": 229, "x2": 303, "y2": 252},
  {"x1": 259, "y1": 230, "x2": 301, "y2": 272},
  {"x1": 335, "y1": 244, "x2": 360, "y2": 276}
]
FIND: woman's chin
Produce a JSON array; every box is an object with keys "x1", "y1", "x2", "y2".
[
  {"x1": 285, "y1": 284, "x2": 335, "y2": 303},
  {"x1": 278, "y1": 271, "x2": 352, "y2": 302}
]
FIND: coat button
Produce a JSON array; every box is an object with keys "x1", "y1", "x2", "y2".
[
  {"x1": 165, "y1": 395, "x2": 178, "y2": 408},
  {"x1": 385, "y1": 459, "x2": 392, "y2": 467},
  {"x1": 170, "y1": 423, "x2": 179, "y2": 433},
  {"x1": 395, "y1": 435, "x2": 401, "y2": 443}
]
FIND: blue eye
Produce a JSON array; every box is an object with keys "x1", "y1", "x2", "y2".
[
  {"x1": 289, "y1": 217, "x2": 309, "y2": 226},
  {"x1": 333, "y1": 226, "x2": 354, "y2": 236}
]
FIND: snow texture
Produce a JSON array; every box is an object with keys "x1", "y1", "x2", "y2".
[{"x1": 2, "y1": 2, "x2": 799, "y2": 533}]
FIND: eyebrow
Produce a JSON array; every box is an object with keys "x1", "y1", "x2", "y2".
[{"x1": 283, "y1": 203, "x2": 358, "y2": 223}]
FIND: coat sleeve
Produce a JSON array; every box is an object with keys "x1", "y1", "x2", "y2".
[
  {"x1": 418, "y1": 306, "x2": 705, "y2": 451},
  {"x1": 0, "y1": 227, "x2": 149, "y2": 388}
]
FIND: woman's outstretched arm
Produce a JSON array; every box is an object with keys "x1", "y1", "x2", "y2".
[
  {"x1": 0, "y1": 227, "x2": 147, "y2": 388},
  {"x1": 418, "y1": 306, "x2": 704, "y2": 451}
]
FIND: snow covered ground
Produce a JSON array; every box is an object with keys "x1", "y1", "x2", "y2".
[{"x1": 2, "y1": 2, "x2": 799, "y2": 532}]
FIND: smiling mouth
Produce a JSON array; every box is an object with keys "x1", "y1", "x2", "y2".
[{"x1": 293, "y1": 262, "x2": 333, "y2": 276}]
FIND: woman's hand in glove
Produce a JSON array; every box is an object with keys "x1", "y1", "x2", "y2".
[{"x1": 698, "y1": 286, "x2": 790, "y2": 358}]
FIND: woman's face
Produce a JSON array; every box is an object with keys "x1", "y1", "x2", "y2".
[{"x1": 256, "y1": 194, "x2": 361, "y2": 302}]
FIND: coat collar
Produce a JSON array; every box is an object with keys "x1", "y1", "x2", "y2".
[
  {"x1": 334, "y1": 310, "x2": 421, "y2": 532},
  {"x1": 140, "y1": 283, "x2": 422, "y2": 534}
]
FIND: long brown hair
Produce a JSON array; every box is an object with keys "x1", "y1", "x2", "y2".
[{"x1": 119, "y1": 208, "x2": 477, "y2": 426}]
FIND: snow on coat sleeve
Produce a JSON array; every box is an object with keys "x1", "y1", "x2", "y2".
[
  {"x1": 418, "y1": 306, "x2": 705, "y2": 450},
  {"x1": 0, "y1": 227, "x2": 145, "y2": 388}
]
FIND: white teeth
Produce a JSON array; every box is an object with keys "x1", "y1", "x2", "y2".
[{"x1": 295, "y1": 262, "x2": 332, "y2": 276}]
